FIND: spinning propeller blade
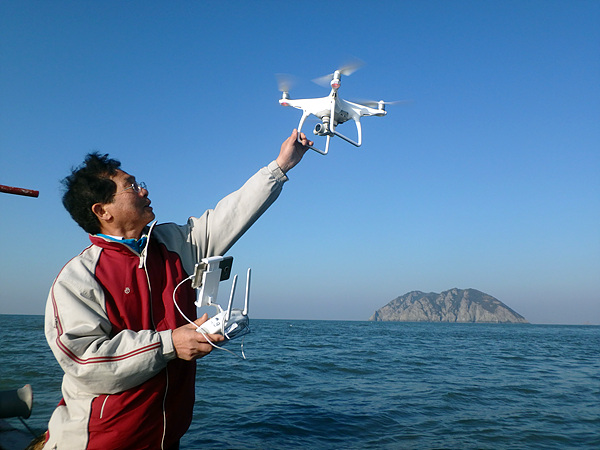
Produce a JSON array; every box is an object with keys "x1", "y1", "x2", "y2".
[
  {"x1": 275, "y1": 73, "x2": 296, "y2": 92},
  {"x1": 351, "y1": 99, "x2": 412, "y2": 108},
  {"x1": 312, "y1": 58, "x2": 365, "y2": 87},
  {"x1": 338, "y1": 57, "x2": 365, "y2": 76},
  {"x1": 312, "y1": 74, "x2": 335, "y2": 88}
]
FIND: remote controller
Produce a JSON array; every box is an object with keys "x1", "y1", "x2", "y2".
[
  {"x1": 192, "y1": 258, "x2": 251, "y2": 345},
  {"x1": 196, "y1": 309, "x2": 249, "y2": 342}
]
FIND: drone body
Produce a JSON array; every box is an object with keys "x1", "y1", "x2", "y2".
[{"x1": 278, "y1": 68, "x2": 391, "y2": 155}]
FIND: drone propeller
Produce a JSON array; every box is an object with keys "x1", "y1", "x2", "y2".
[
  {"x1": 337, "y1": 57, "x2": 365, "y2": 76},
  {"x1": 312, "y1": 58, "x2": 365, "y2": 87},
  {"x1": 276, "y1": 73, "x2": 296, "y2": 93},
  {"x1": 352, "y1": 99, "x2": 412, "y2": 109}
]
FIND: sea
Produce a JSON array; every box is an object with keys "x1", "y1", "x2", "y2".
[{"x1": 1, "y1": 315, "x2": 599, "y2": 449}]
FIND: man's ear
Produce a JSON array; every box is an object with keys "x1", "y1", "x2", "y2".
[{"x1": 92, "y1": 203, "x2": 112, "y2": 222}]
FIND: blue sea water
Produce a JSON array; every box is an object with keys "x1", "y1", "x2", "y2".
[{"x1": 1, "y1": 315, "x2": 599, "y2": 449}]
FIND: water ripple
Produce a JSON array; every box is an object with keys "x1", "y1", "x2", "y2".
[{"x1": 2, "y1": 316, "x2": 599, "y2": 449}]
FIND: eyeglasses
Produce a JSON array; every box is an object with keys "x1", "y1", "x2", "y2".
[{"x1": 117, "y1": 181, "x2": 147, "y2": 195}]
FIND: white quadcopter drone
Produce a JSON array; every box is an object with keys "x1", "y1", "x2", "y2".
[{"x1": 278, "y1": 62, "x2": 397, "y2": 155}]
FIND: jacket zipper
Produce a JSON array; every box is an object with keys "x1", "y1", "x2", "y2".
[
  {"x1": 99, "y1": 395, "x2": 110, "y2": 419},
  {"x1": 140, "y1": 222, "x2": 169, "y2": 449}
]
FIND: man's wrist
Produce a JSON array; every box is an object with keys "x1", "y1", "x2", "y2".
[
  {"x1": 268, "y1": 160, "x2": 289, "y2": 182},
  {"x1": 159, "y1": 329, "x2": 177, "y2": 361}
]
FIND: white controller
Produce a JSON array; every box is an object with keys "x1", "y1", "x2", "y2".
[
  {"x1": 192, "y1": 256, "x2": 251, "y2": 344},
  {"x1": 196, "y1": 309, "x2": 250, "y2": 342}
]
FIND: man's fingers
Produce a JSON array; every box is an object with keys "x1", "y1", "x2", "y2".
[
  {"x1": 194, "y1": 313, "x2": 209, "y2": 326},
  {"x1": 296, "y1": 131, "x2": 313, "y2": 148},
  {"x1": 200, "y1": 332, "x2": 225, "y2": 344}
]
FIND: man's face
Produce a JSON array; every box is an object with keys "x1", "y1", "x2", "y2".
[{"x1": 102, "y1": 169, "x2": 155, "y2": 236}]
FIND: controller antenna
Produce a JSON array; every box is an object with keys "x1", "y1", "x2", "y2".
[{"x1": 243, "y1": 268, "x2": 251, "y2": 316}]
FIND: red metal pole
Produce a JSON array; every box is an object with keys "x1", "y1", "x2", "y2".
[{"x1": 0, "y1": 184, "x2": 39, "y2": 198}]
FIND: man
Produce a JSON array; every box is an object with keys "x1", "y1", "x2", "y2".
[{"x1": 43, "y1": 130, "x2": 312, "y2": 450}]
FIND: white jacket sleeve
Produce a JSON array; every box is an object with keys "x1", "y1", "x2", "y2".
[
  {"x1": 200, "y1": 161, "x2": 288, "y2": 256},
  {"x1": 156, "y1": 161, "x2": 288, "y2": 273}
]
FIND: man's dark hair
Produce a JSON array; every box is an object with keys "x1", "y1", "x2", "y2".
[{"x1": 62, "y1": 152, "x2": 122, "y2": 234}]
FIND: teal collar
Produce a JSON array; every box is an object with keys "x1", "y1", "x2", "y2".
[{"x1": 98, "y1": 234, "x2": 148, "y2": 253}]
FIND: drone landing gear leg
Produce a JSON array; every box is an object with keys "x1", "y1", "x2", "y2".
[
  {"x1": 332, "y1": 118, "x2": 362, "y2": 148},
  {"x1": 297, "y1": 111, "x2": 330, "y2": 155}
]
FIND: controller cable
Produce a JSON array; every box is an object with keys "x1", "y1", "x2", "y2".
[{"x1": 172, "y1": 275, "x2": 247, "y2": 360}]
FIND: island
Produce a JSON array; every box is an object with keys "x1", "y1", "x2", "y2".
[{"x1": 369, "y1": 288, "x2": 528, "y2": 323}]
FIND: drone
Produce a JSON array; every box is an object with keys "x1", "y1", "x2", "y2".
[{"x1": 278, "y1": 62, "x2": 397, "y2": 155}]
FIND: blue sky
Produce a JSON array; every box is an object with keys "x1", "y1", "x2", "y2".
[{"x1": 1, "y1": 1, "x2": 598, "y2": 324}]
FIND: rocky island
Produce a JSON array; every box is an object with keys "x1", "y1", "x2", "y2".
[{"x1": 369, "y1": 288, "x2": 528, "y2": 323}]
